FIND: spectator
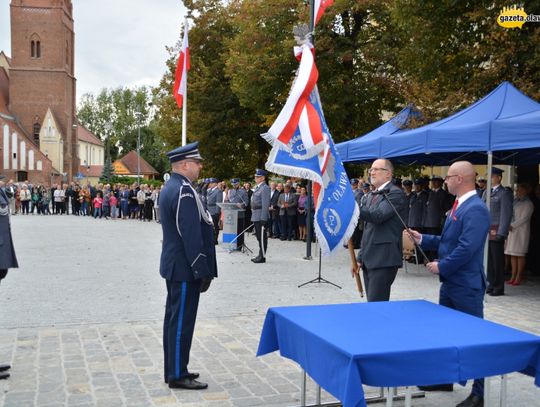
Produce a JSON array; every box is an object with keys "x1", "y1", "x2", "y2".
[{"x1": 505, "y1": 184, "x2": 534, "y2": 286}]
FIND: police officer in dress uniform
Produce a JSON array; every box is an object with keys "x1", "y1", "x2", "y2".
[
  {"x1": 251, "y1": 169, "x2": 271, "y2": 263},
  {"x1": 0, "y1": 176, "x2": 17, "y2": 380},
  {"x1": 484, "y1": 167, "x2": 512, "y2": 296},
  {"x1": 226, "y1": 179, "x2": 249, "y2": 250},
  {"x1": 206, "y1": 178, "x2": 222, "y2": 245},
  {"x1": 159, "y1": 142, "x2": 217, "y2": 390}
]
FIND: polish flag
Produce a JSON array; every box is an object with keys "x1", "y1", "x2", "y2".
[
  {"x1": 314, "y1": 0, "x2": 334, "y2": 26},
  {"x1": 173, "y1": 23, "x2": 190, "y2": 109}
]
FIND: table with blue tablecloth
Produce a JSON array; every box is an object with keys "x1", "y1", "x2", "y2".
[{"x1": 257, "y1": 300, "x2": 540, "y2": 407}]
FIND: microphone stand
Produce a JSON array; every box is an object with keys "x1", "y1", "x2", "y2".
[{"x1": 378, "y1": 189, "x2": 430, "y2": 263}]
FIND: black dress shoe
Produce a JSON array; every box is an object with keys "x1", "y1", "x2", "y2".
[
  {"x1": 0, "y1": 372, "x2": 9, "y2": 380},
  {"x1": 488, "y1": 291, "x2": 504, "y2": 296},
  {"x1": 417, "y1": 384, "x2": 454, "y2": 392},
  {"x1": 169, "y1": 377, "x2": 208, "y2": 390},
  {"x1": 251, "y1": 256, "x2": 261, "y2": 262},
  {"x1": 252, "y1": 257, "x2": 266, "y2": 264},
  {"x1": 187, "y1": 372, "x2": 199, "y2": 379},
  {"x1": 0, "y1": 364, "x2": 10, "y2": 372},
  {"x1": 456, "y1": 393, "x2": 483, "y2": 407}
]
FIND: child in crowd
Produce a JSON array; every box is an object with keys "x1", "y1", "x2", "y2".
[
  {"x1": 93, "y1": 192, "x2": 103, "y2": 219},
  {"x1": 109, "y1": 192, "x2": 118, "y2": 219}
]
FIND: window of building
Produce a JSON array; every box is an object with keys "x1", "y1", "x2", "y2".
[
  {"x1": 33, "y1": 121, "x2": 41, "y2": 147},
  {"x1": 30, "y1": 34, "x2": 41, "y2": 58}
]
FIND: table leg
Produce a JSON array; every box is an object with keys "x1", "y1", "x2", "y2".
[
  {"x1": 484, "y1": 376, "x2": 491, "y2": 407},
  {"x1": 301, "y1": 370, "x2": 307, "y2": 407},
  {"x1": 404, "y1": 386, "x2": 412, "y2": 407},
  {"x1": 386, "y1": 387, "x2": 394, "y2": 407},
  {"x1": 499, "y1": 374, "x2": 507, "y2": 407}
]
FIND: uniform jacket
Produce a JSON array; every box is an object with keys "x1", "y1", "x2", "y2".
[
  {"x1": 423, "y1": 188, "x2": 452, "y2": 229},
  {"x1": 421, "y1": 194, "x2": 490, "y2": 290},
  {"x1": 277, "y1": 192, "x2": 297, "y2": 216},
  {"x1": 357, "y1": 183, "x2": 406, "y2": 269},
  {"x1": 251, "y1": 182, "x2": 271, "y2": 222},
  {"x1": 159, "y1": 173, "x2": 218, "y2": 282},
  {"x1": 206, "y1": 187, "x2": 223, "y2": 216},
  {"x1": 408, "y1": 189, "x2": 428, "y2": 229},
  {"x1": 0, "y1": 187, "x2": 18, "y2": 269},
  {"x1": 484, "y1": 185, "x2": 513, "y2": 238},
  {"x1": 227, "y1": 188, "x2": 249, "y2": 207}
]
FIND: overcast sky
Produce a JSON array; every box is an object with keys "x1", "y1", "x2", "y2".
[{"x1": 0, "y1": 0, "x2": 186, "y2": 104}]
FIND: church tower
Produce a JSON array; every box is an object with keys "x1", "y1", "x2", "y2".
[{"x1": 8, "y1": 0, "x2": 78, "y2": 180}]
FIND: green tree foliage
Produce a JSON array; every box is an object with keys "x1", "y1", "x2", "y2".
[{"x1": 77, "y1": 86, "x2": 168, "y2": 175}]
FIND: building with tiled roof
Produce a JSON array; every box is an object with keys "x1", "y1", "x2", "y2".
[{"x1": 113, "y1": 151, "x2": 158, "y2": 180}]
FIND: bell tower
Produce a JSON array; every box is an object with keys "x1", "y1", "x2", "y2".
[{"x1": 9, "y1": 0, "x2": 78, "y2": 180}]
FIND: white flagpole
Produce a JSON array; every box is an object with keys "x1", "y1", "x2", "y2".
[{"x1": 181, "y1": 17, "x2": 188, "y2": 146}]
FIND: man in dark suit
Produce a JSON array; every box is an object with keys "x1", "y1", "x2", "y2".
[
  {"x1": 409, "y1": 161, "x2": 490, "y2": 407},
  {"x1": 278, "y1": 184, "x2": 297, "y2": 241},
  {"x1": 483, "y1": 167, "x2": 513, "y2": 296},
  {"x1": 355, "y1": 159, "x2": 406, "y2": 302},
  {"x1": 268, "y1": 182, "x2": 280, "y2": 238},
  {"x1": 159, "y1": 142, "x2": 218, "y2": 390}
]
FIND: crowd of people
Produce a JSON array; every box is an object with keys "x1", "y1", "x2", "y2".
[{"x1": 1, "y1": 169, "x2": 539, "y2": 283}]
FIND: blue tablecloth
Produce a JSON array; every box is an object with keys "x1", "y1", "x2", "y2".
[{"x1": 257, "y1": 300, "x2": 540, "y2": 407}]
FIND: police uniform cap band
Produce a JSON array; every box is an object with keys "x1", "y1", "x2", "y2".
[
  {"x1": 166, "y1": 141, "x2": 203, "y2": 163},
  {"x1": 231, "y1": 178, "x2": 240, "y2": 184},
  {"x1": 350, "y1": 178, "x2": 359, "y2": 185},
  {"x1": 254, "y1": 169, "x2": 267, "y2": 177},
  {"x1": 208, "y1": 178, "x2": 218, "y2": 183},
  {"x1": 362, "y1": 183, "x2": 371, "y2": 189},
  {"x1": 491, "y1": 167, "x2": 504, "y2": 176},
  {"x1": 403, "y1": 180, "x2": 413, "y2": 186},
  {"x1": 414, "y1": 178, "x2": 425, "y2": 185}
]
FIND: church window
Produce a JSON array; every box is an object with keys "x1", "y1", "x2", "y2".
[
  {"x1": 30, "y1": 34, "x2": 41, "y2": 58},
  {"x1": 36, "y1": 41, "x2": 41, "y2": 58},
  {"x1": 33, "y1": 122, "x2": 41, "y2": 146}
]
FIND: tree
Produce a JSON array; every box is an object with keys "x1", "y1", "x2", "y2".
[{"x1": 77, "y1": 86, "x2": 168, "y2": 175}]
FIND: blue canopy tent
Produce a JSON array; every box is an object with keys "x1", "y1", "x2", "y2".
[
  {"x1": 338, "y1": 82, "x2": 540, "y2": 166},
  {"x1": 336, "y1": 104, "x2": 421, "y2": 162}
]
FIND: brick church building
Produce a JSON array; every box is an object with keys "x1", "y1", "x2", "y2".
[{"x1": 0, "y1": 0, "x2": 85, "y2": 184}]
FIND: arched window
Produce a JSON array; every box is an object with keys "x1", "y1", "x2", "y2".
[
  {"x1": 30, "y1": 34, "x2": 41, "y2": 58},
  {"x1": 33, "y1": 122, "x2": 41, "y2": 146}
]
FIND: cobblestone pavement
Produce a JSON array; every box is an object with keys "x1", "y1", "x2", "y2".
[{"x1": 1, "y1": 215, "x2": 539, "y2": 406}]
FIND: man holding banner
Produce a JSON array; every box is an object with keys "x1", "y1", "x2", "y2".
[{"x1": 355, "y1": 159, "x2": 406, "y2": 302}]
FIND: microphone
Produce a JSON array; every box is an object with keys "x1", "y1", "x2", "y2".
[{"x1": 372, "y1": 188, "x2": 390, "y2": 195}]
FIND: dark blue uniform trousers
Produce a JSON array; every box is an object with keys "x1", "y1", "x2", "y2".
[
  {"x1": 163, "y1": 279, "x2": 201, "y2": 382},
  {"x1": 440, "y1": 282, "x2": 484, "y2": 397}
]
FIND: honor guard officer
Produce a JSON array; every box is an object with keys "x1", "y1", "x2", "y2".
[
  {"x1": 251, "y1": 169, "x2": 271, "y2": 263},
  {"x1": 160, "y1": 142, "x2": 218, "y2": 390},
  {"x1": 206, "y1": 178, "x2": 222, "y2": 245},
  {"x1": 484, "y1": 167, "x2": 512, "y2": 296},
  {"x1": 226, "y1": 178, "x2": 249, "y2": 250}
]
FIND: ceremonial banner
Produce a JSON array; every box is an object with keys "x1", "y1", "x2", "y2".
[
  {"x1": 263, "y1": 44, "x2": 358, "y2": 255},
  {"x1": 314, "y1": 0, "x2": 334, "y2": 26}
]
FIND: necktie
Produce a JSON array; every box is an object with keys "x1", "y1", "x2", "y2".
[{"x1": 450, "y1": 199, "x2": 459, "y2": 217}]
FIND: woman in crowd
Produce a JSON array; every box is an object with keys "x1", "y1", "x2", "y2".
[
  {"x1": 297, "y1": 186, "x2": 307, "y2": 241},
  {"x1": 19, "y1": 185, "x2": 31, "y2": 214},
  {"x1": 102, "y1": 191, "x2": 111, "y2": 220},
  {"x1": 505, "y1": 183, "x2": 534, "y2": 286},
  {"x1": 144, "y1": 185, "x2": 154, "y2": 221},
  {"x1": 137, "y1": 185, "x2": 146, "y2": 220}
]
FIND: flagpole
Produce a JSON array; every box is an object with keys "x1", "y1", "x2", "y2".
[
  {"x1": 304, "y1": 0, "x2": 315, "y2": 260},
  {"x1": 181, "y1": 17, "x2": 188, "y2": 147}
]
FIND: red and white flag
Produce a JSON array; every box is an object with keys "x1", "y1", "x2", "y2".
[
  {"x1": 314, "y1": 0, "x2": 334, "y2": 26},
  {"x1": 173, "y1": 22, "x2": 190, "y2": 109}
]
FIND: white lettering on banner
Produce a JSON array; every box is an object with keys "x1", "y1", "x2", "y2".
[{"x1": 331, "y1": 172, "x2": 348, "y2": 201}]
